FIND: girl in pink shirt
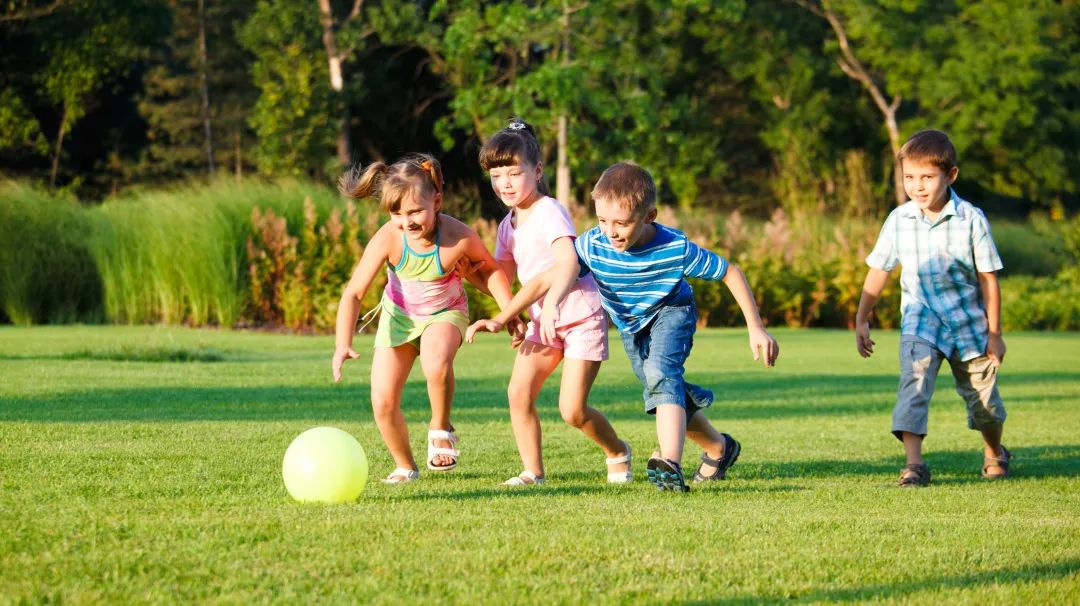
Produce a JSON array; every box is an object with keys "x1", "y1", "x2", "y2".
[{"x1": 467, "y1": 119, "x2": 631, "y2": 486}]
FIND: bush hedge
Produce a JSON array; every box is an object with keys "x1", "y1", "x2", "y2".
[{"x1": 2, "y1": 180, "x2": 1076, "y2": 332}]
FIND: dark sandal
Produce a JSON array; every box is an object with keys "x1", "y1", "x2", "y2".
[
  {"x1": 693, "y1": 433, "x2": 741, "y2": 482},
  {"x1": 897, "y1": 463, "x2": 931, "y2": 487},
  {"x1": 982, "y1": 446, "x2": 1012, "y2": 479},
  {"x1": 647, "y1": 457, "x2": 690, "y2": 493}
]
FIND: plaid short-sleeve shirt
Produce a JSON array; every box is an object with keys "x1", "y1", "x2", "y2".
[{"x1": 866, "y1": 190, "x2": 1003, "y2": 361}]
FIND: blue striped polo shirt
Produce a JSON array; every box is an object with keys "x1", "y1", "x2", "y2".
[{"x1": 575, "y1": 223, "x2": 729, "y2": 333}]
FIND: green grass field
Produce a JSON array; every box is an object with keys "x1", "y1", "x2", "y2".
[{"x1": 1, "y1": 326, "x2": 1077, "y2": 604}]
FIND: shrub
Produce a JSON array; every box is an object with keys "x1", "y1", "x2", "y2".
[{"x1": 0, "y1": 182, "x2": 102, "y2": 324}]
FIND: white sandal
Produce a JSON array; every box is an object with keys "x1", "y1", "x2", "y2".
[
  {"x1": 503, "y1": 470, "x2": 545, "y2": 486},
  {"x1": 606, "y1": 441, "x2": 633, "y2": 483},
  {"x1": 427, "y1": 429, "x2": 460, "y2": 471},
  {"x1": 381, "y1": 467, "x2": 419, "y2": 484}
]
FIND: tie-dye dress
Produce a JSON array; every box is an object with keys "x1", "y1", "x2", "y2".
[{"x1": 373, "y1": 230, "x2": 469, "y2": 348}]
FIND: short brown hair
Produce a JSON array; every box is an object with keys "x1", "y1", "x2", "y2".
[
  {"x1": 897, "y1": 129, "x2": 957, "y2": 173},
  {"x1": 338, "y1": 153, "x2": 443, "y2": 213},
  {"x1": 590, "y1": 162, "x2": 656, "y2": 215}
]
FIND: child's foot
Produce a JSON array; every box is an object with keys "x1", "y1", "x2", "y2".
[
  {"x1": 427, "y1": 429, "x2": 460, "y2": 471},
  {"x1": 897, "y1": 463, "x2": 930, "y2": 487},
  {"x1": 693, "y1": 433, "x2": 741, "y2": 482},
  {"x1": 503, "y1": 470, "x2": 544, "y2": 486},
  {"x1": 646, "y1": 456, "x2": 690, "y2": 493},
  {"x1": 982, "y1": 446, "x2": 1011, "y2": 479},
  {"x1": 381, "y1": 468, "x2": 420, "y2": 484},
  {"x1": 605, "y1": 441, "x2": 632, "y2": 483}
]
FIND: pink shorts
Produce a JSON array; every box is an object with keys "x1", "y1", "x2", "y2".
[{"x1": 523, "y1": 310, "x2": 609, "y2": 361}]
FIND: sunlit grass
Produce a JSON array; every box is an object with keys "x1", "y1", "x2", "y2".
[{"x1": 1, "y1": 326, "x2": 1078, "y2": 603}]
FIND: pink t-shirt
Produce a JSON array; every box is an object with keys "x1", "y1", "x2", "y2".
[{"x1": 495, "y1": 196, "x2": 603, "y2": 325}]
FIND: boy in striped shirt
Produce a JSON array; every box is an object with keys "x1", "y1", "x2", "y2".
[{"x1": 482, "y1": 162, "x2": 779, "y2": 492}]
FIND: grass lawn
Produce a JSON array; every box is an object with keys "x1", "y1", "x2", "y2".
[{"x1": 1, "y1": 325, "x2": 1078, "y2": 604}]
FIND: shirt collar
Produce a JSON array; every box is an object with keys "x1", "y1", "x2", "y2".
[{"x1": 898, "y1": 188, "x2": 963, "y2": 221}]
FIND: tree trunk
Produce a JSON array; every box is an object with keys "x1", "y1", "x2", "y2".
[
  {"x1": 556, "y1": 115, "x2": 570, "y2": 207},
  {"x1": 49, "y1": 103, "x2": 67, "y2": 188},
  {"x1": 318, "y1": 0, "x2": 352, "y2": 167},
  {"x1": 197, "y1": 0, "x2": 215, "y2": 175},
  {"x1": 800, "y1": 0, "x2": 907, "y2": 205},
  {"x1": 555, "y1": 2, "x2": 573, "y2": 207},
  {"x1": 235, "y1": 128, "x2": 243, "y2": 179}
]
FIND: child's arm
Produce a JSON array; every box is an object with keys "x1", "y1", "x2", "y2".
[
  {"x1": 465, "y1": 237, "x2": 580, "y2": 343},
  {"x1": 537, "y1": 237, "x2": 582, "y2": 341},
  {"x1": 978, "y1": 270, "x2": 1006, "y2": 367},
  {"x1": 332, "y1": 225, "x2": 392, "y2": 382},
  {"x1": 854, "y1": 267, "x2": 891, "y2": 358},
  {"x1": 721, "y1": 263, "x2": 779, "y2": 367}
]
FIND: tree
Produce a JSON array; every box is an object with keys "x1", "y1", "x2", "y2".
[
  {"x1": 139, "y1": 0, "x2": 259, "y2": 182},
  {"x1": 239, "y1": 0, "x2": 338, "y2": 177}
]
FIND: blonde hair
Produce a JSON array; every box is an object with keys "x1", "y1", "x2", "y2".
[
  {"x1": 897, "y1": 129, "x2": 957, "y2": 173},
  {"x1": 338, "y1": 153, "x2": 443, "y2": 212},
  {"x1": 591, "y1": 161, "x2": 656, "y2": 215}
]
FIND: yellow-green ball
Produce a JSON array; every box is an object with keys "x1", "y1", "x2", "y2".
[{"x1": 282, "y1": 427, "x2": 368, "y2": 503}]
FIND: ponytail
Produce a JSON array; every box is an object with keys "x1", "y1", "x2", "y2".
[{"x1": 338, "y1": 162, "x2": 388, "y2": 200}]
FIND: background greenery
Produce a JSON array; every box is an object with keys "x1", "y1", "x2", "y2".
[
  {"x1": 3, "y1": 179, "x2": 1078, "y2": 331},
  {"x1": 1, "y1": 1, "x2": 1076, "y2": 213},
  {"x1": 1, "y1": 326, "x2": 1077, "y2": 603}
]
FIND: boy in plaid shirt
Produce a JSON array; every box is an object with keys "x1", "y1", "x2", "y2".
[{"x1": 856, "y1": 130, "x2": 1010, "y2": 487}]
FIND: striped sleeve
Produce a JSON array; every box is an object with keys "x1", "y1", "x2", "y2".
[{"x1": 682, "y1": 240, "x2": 728, "y2": 281}]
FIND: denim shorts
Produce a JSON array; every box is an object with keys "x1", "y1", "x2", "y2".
[
  {"x1": 892, "y1": 334, "x2": 1006, "y2": 439},
  {"x1": 619, "y1": 302, "x2": 714, "y2": 418}
]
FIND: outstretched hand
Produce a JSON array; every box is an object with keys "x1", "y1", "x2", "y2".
[
  {"x1": 465, "y1": 319, "x2": 504, "y2": 343},
  {"x1": 749, "y1": 327, "x2": 779, "y2": 368},
  {"x1": 332, "y1": 348, "x2": 360, "y2": 382}
]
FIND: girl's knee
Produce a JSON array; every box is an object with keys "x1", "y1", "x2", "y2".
[
  {"x1": 422, "y1": 361, "x2": 453, "y2": 384},
  {"x1": 560, "y1": 409, "x2": 587, "y2": 429},
  {"x1": 370, "y1": 392, "x2": 400, "y2": 419}
]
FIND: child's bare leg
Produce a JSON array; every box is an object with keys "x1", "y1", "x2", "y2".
[
  {"x1": 558, "y1": 358, "x2": 628, "y2": 473},
  {"x1": 507, "y1": 341, "x2": 561, "y2": 477},
  {"x1": 902, "y1": 431, "x2": 924, "y2": 465},
  {"x1": 419, "y1": 323, "x2": 462, "y2": 467},
  {"x1": 655, "y1": 404, "x2": 687, "y2": 463},
  {"x1": 980, "y1": 425, "x2": 1006, "y2": 474},
  {"x1": 370, "y1": 345, "x2": 420, "y2": 472},
  {"x1": 686, "y1": 410, "x2": 726, "y2": 475}
]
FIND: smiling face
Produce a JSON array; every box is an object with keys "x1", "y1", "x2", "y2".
[
  {"x1": 594, "y1": 197, "x2": 657, "y2": 252},
  {"x1": 902, "y1": 158, "x2": 958, "y2": 216},
  {"x1": 488, "y1": 162, "x2": 542, "y2": 209},
  {"x1": 388, "y1": 191, "x2": 441, "y2": 244}
]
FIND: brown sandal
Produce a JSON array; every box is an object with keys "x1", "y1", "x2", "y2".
[
  {"x1": 897, "y1": 463, "x2": 931, "y2": 487},
  {"x1": 982, "y1": 446, "x2": 1012, "y2": 479}
]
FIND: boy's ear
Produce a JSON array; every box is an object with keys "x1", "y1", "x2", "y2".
[
  {"x1": 946, "y1": 166, "x2": 959, "y2": 184},
  {"x1": 644, "y1": 206, "x2": 658, "y2": 223}
]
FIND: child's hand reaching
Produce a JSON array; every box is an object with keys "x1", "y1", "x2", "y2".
[
  {"x1": 332, "y1": 348, "x2": 360, "y2": 382},
  {"x1": 466, "y1": 319, "x2": 503, "y2": 343},
  {"x1": 505, "y1": 317, "x2": 526, "y2": 348},
  {"x1": 748, "y1": 327, "x2": 779, "y2": 368}
]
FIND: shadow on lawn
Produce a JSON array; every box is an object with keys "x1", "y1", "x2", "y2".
[
  {"x1": 2, "y1": 371, "x2": 1077, "y2": 425},
  {"x1": 736, "y1": 445, "x2": 1080, "y2": 482},
  {"x1": 682, "y1": 558, "x2": 1080, "y2": 604}
]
